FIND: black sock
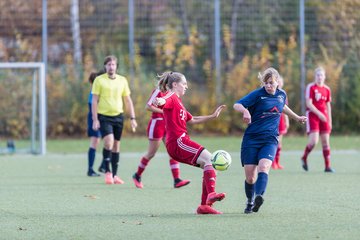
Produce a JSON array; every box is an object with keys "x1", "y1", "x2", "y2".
[
  {"x1": 111, "y1": 152, "x2": 119, "y2": 177},
  {"x1": 102, "y1": 148, "x2": 112, "y2": 173}
]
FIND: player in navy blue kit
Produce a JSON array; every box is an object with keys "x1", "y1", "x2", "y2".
[
  {"x1": 234, "y1": 67, "x2": 307, "y2": 214},
  {"x1": 86, "y1": 70, "x2": 105, "y2": 177}
]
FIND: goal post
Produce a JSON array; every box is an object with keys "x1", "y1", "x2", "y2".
[{"x1": 0, "y1": 62, "x2": 46, "y2": 155}]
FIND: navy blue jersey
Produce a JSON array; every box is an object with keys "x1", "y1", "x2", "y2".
[
  {"x1": 87, "y1": 90, "x2": 101, "y2": 138},
  {"x1": 88, "y1": 90, "x2": 92, "y2": 105},
  {"x1": 236, "y1": 87, "x2": 287, "y2": 142}
]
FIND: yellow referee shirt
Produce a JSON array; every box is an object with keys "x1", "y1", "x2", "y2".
[{"x1": 92, "y1": 73, "x2": 131, "y2": 116}]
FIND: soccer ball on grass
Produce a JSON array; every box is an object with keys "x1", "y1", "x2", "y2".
[{"x1": 211, "y1": 150, "x2": 232, "y2": 171}]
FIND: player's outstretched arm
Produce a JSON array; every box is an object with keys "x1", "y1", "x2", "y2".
[
  {"x1": 190, "y1": 105, "x2": 226, "y2": 124},
  {"x1": 283, "y1": 105, "x2": 307, "y2": 124}
]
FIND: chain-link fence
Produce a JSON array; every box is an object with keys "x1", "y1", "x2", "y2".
[{"x1": 0, "y1": 0, "x2": 359, "y2": 136}]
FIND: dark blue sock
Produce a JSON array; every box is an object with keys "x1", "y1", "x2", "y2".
[
  {"x1": 88, "y1": 148, "x2": 96, "y2": 171},
  {"x1": 244, "y1": 181, "x2": 255, "y2": 203},
  {"x1": 255, "y1": 172, "x2": 268, "y2": 196}
]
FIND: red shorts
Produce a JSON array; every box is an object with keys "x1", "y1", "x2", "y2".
[
  {"x1": 166, "y1": 133, "x2": 204, "y2": 166},
  {"x1": 306, "y1": 111, "x2": 331, "y2": 134},
  {"x1": 278, "y1": 114, "x2": 287, "y2": 135},
  {"x1": 147, "y1": 118, "x2": 165, "y2": 140}
]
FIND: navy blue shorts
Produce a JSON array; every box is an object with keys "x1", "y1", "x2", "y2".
[
  {"x1": 98, "y1": 113, "x2": 124, "y2": 141},
  {"x1": 240, "y1": 135, "x2": 278, "y2": 166},
  {"x1": 87, "y1": 111, "x2": 101, "y2": 138}
]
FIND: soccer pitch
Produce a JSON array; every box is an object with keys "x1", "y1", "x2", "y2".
[{"x1": 0, "y1": 136, "x2": 359, "y2": 240}]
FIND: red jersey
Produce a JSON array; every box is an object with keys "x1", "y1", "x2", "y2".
[
  {"x1": 146, "y1": 88, "x2": 167, "y2": 119},
  {"x1": 162, "y1": 92, "x2": 193, "y2": 144},
  {"x1": 278, "y1": 97, "x2": 288, "y2": 135},
  {"x1": 305, "y1": 82, "x2": 331, "y2": 113},
  {"x1": 278, "y1": 113, "x2": 287, "y2": 135}
]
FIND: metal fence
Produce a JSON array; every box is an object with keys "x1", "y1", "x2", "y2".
[
  {"x1": 1, "y1": 1, "x2": 358, "y2": 77},
  {"x1": 1, "y1": 0, "x2": 359, "y2": 135}
]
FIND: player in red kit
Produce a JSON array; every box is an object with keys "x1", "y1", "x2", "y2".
[
  {"x1": 154, "y1": 71, "x2": 227, "y2": 214},
  {"x1": 301, "y1": 67, "x2": 334, "y2": 172},
  {"x1": 272, "y1": 76, "x2": 289, "y2": 170},
  {"x1": 132, "y1": 88, "x2": 190, "y2": 189}
]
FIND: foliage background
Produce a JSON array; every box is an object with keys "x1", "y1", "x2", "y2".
[{"x1": 0, "y1": 0, "x2": 359, "y2": 138}]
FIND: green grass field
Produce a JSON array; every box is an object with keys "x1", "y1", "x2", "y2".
[{"x1": 1, "y1": 136, "x2": 359, "y2": 240}]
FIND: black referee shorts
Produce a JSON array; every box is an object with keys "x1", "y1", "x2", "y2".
[{"x1": 98, "y1": 113, "x2": 124, "y2": 141}]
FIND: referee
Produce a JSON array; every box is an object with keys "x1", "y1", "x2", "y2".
[{"x1": 92, "y1": 55, "x2": 137, "y2": 184}]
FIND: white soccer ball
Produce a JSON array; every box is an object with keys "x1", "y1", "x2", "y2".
[{"x1": 211, "y1": 150, "x2": 232, "y2": 171}]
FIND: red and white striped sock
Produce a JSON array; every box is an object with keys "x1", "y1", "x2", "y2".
[
  {"x1": 136, "y1": 157, "x2": 150, "y2": 176},
  {"x1": 169, "y1": 159, "x2": 180, "y2": 180}
]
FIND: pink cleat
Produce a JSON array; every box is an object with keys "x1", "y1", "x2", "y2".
[
  {"x1": 206, "y1": 192, "x2": 226, "y2": 205},
  {"x1": 105, "y1": 172, "x2": 114, "y2": 185},
  {"x1": 132, "y1": 173, "x2": 143, "y2": 188},
  {"x1": 113, "y1": 175, "x2": 124, "y2": 184},
  {"x1": 271, "y1": 161, "x2": 278, "y2": 169},
  {"x1": 277, "y1": 164, "x2": 284, "y2": 170},
  {"x1": 197, "y1": 205, "x2": 222, "y2": 214}
]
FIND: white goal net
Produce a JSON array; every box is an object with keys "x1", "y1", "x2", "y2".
[{"x1": 0, "y1": 62, "x2": 46, "y2": 155}]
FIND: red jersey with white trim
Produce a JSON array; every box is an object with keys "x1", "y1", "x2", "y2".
[
  {"x1": 278, "y1": 97, "x2": 288, "y2": 135},
  {"x1": 162, "y1": 92, "x2": 193, "y2": 144},
  {"x1": 305, "y1": 82, "x2": 331, "y2": 113},
  {"x1": 146, "y1": 88, "x2": 167, "y2": 119},
  {"x1": 278, "y1": 113, "x2": 287, "y2": 135}
]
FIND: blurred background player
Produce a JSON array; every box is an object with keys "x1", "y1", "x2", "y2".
[
  {"x1": 155, "y1": 71, "x2": 227, "y2": 214},
  {"x1": 272, "y1": 76, "x2": 289, "y2": 170},
  {"x1": 132, "y1": 87, "x2": 190, "y2": 189},
  {"x1": 234, "y1": 67, "x2": 307, "y2": 214},
  {"x1": 301, "y1": 67, "x2": 334, "y2": 173},
  {"x1": 86, "y1": 70, "x2": 105, "y2": 177},
  {"x1": 92, "y1": 55, "x2": 138, "y2": 184}
]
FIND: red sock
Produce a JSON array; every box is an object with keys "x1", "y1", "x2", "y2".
[
  {"x1": 302, "y1": 144, "x2": 314, "y2": 164},
  {"x1": 201, "y1": 177, "x2": 208, "y2": 205},
  {"x1": 275, "y1": 145, "x2": 281, "y2": 165},
  {"x1": 169, "y1": 159, "x2": 180, "y2": 180},
  {"x1": 203, "y1": 165, "x2": 216, "y2": 194},
  {"x1": 322, "y1": 146, "x2": 331, "y2": 168},
  {"x1": 136, "y1": 157, "x2": 150, "y2": 176}
]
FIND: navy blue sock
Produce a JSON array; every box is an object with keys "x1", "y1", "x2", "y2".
[
  {"x1": 244, "y1": 181, "x2": 255, "y2": 203},
  {"x1": 88, "y1": 148, "x2": 96, "y2": 171},
  {"x1": 255, "y1": 172, "x2": 268, "y2": 196},
  {"x1": 102, "y1": 148, "x2": 112, "y2": 173}
]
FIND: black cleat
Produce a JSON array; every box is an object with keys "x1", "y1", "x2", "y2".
[
  {"x1": 244, "y1": 202, "x2": 254, "y2": 214},
  {"x1": 87, "y1": 170, "x2": 100, "y2": 177},
  {"x1": 98, "y1": 163, "x2": 106, "y2": 173},
  {"x1": 324, "y1": 167, "x2": 335, "y2": 173},
  {"x1": 252, "y1": 195, "x2": 264, "y2": 213},
  {"x1": 174, "y1": 179, "x2": 191, "y2": 188},
  {"x1": 301, "y1": 158, "x2": 308, "y2": 171}
]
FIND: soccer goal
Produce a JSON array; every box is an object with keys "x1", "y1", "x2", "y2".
[{"x1": 0, "y1": 62, "x2": 46, "y2": 155}]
